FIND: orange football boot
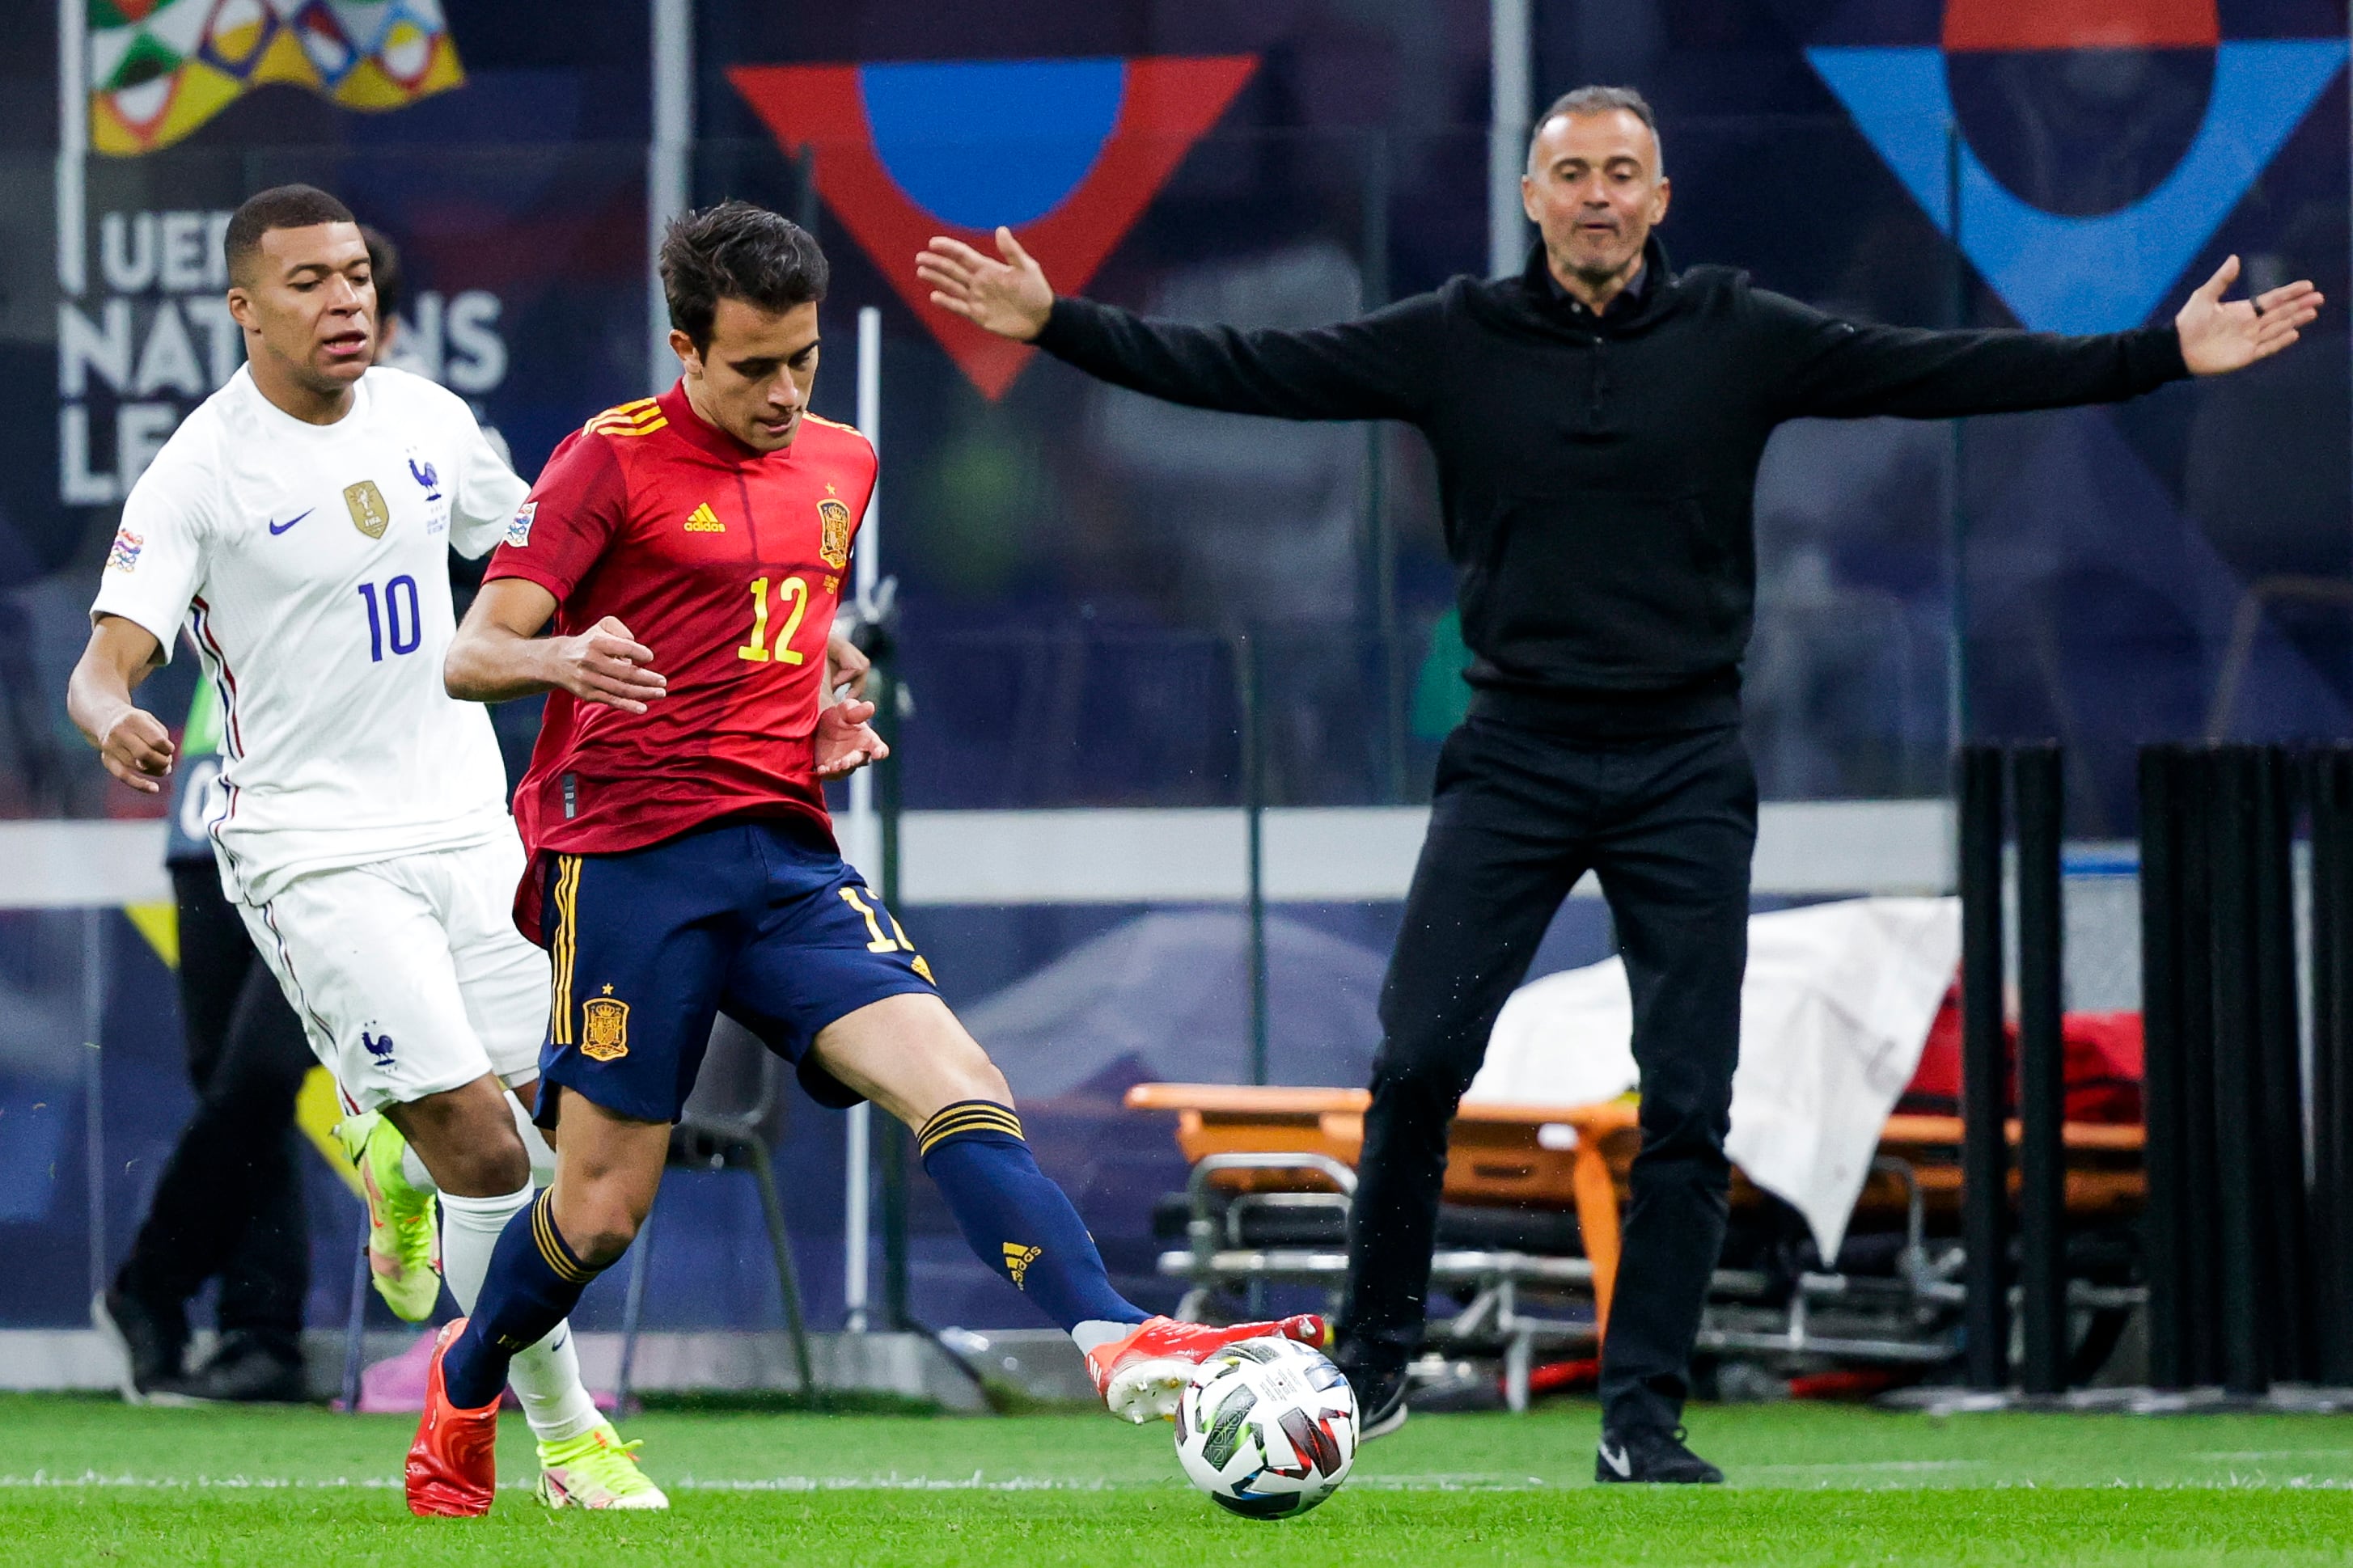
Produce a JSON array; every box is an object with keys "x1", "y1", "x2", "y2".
[
  {"x1": 406, "y1": 1318, "x2": 501, "y2": 1517},
  {"x1": 1086, "y1": 1313, "x2": 1329, "y2": 1422}
]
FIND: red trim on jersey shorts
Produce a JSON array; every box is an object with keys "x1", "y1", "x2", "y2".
[
  {"x1": 187, "y1": 597, "x2": 244, "y2": 761},
  {"x1": 484, "y1": 381, "x2": 875, "y2": 945},
  {"x1": 187, "y1": 596, "x2": 243, "y2": 831}
]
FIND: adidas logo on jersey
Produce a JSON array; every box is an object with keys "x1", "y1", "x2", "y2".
[
  {"x1": 683, "y1": 503, "x2": 725, "y2": 533},
  {"x1": 586, "y1": 397, "x2": 667, "y2": 438}
]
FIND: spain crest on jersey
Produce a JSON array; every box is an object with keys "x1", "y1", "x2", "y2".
[
  {"x1": 581, "y1": 996, "x2": 630, "y2": 1063},
  {"x1": 818, "y1": 497, "x2": 853, "y2": 570}
]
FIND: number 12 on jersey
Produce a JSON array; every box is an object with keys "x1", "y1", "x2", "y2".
[{"x1": 737, "y1": 575, "x2": 810, "y2": 666}]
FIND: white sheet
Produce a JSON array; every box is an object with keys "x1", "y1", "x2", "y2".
[{"x1": 1465, "y1": 896, "x2": 1961, "y2": 1258}]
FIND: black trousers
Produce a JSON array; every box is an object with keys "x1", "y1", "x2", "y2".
[
  {"x1": 115, "y1": 864, "x2": 315, "y2": 1359},
  {"x1": 1335, "y1": 717, "x2": 1755, "y2": 1435}
]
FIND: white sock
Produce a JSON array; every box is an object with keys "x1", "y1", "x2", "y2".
[
  {"x1": 505, "y1": 1089, "x2": 557, "y2": 1189},
  {"x1": 400, "y1": 1140, "x2": 437, "y2": 1193},
  {"x1": 438, "y1": 1185, "x2": 603, "y2": 1444}
]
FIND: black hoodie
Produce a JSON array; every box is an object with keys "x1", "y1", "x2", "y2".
[{"x1": 1035, "y1": 239, "x2": 2189, "y2": 734}]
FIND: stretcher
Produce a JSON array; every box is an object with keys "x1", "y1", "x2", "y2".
[{"x1": 1125, "y1": 1083, "x2": 2147, "y2": 1409}]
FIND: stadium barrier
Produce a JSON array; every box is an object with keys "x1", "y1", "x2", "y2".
[
  {"x1": 2135, "y1": 744, "x2": 2347, "y2": 1398},
  {"x1": 1924, "y1": 740, "x2": 2353, "y2": 1401},
  {"x1": 1954, "y1": 745, "x2": 2074, "y2": 1395}
]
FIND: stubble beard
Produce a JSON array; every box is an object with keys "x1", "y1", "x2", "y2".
[{"x1": 1564, "y1": 237, "x2": 1640, "y2": 294}]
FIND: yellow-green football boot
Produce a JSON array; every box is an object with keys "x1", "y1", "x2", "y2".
[
  {"x1": 537, "y1": 1422, "x2": 670, "y2": 1510},
  {"x1": 333, "y1": 1110, "x2": 441, "y2": 1321}
]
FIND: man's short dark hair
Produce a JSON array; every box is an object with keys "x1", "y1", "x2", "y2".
[
  {"x1": 659, "y1": 201, "x2": 829, "y2": 351},
  {"x1": 224, "y1": 184, "x2": 356, "y2": 285},
  {"x1": 1531, "y1": 85, "x2": 1665, "y2": 173},
  {"x1": 360, "y1": 224, "x2": 403, "y2": 323}
]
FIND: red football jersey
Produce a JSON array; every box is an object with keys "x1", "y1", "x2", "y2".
[{"x1": 485, "y1": 380, "x2": 873, "y2": 941}]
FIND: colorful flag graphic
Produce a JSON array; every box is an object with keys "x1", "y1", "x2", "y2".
[{"x1": 88, "y1": 0, "x2": 466, "y2": 157}]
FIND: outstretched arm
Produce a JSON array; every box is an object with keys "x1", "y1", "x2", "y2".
[
  {"x1": 919, "y1": 227, "x2": 1439, "y2": 424},
  {"x1": 67, "y1": 615, "x2": 172, "y2": 794},
  {"x1": 918, "y1": 226, "x2": 1056, "y2": 340},
  {"x1": 1767, "y1": 256, "x2": 2324, "y2": 422},
  {"x1": 2174, "y1": 255, "x2": 2321, "y2": 375},
  {"x1": 444, "y1": 577, "x2": 667, "y2": 712}
]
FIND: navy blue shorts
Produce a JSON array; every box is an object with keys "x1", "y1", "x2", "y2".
[{"x1": 536, "y1": 815, "x2": 936, "y2": 1125}]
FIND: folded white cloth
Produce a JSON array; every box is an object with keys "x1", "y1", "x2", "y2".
[{"x1": 1466, "y1": 896, "x2": 1961, "y2": 1258}]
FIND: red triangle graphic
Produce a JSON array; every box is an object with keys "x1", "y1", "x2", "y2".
[{"x1": 730, "y1": 57, "x2": 1258, "y2": 399}]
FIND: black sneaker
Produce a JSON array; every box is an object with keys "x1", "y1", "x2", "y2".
[
  {"x1": 148, "y1": 1333, "x2": 309, "y2": 1406},
  {"x1": 1348, "y1": 1363, "x2": 1411, "y2": 1441},
  {"x1": 1595, "y1": 1425, "x2": 1724, "y2": 1485},
  {"x1": 91, "y1": 1287, "x2": 185, "y2": 1404}
]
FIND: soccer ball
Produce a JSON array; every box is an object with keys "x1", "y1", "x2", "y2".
[{"x1": 1173, "y1": 1336, "x2": 1358, "y2": 1518}]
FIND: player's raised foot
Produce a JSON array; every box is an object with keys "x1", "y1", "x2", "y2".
[
  {"x1": 406, "y1": 1319, "x2": 500, "y2": 1517},
  {"x1": 1087, "y1": 1314, "x2": 1329, "y2": 1424},
  {"x1": 336, "y1": 1110, "x2": 442, "y2": 1321},
  {"x1": 537, "y1": 1422, "x2": 669, "y2": 1510}
]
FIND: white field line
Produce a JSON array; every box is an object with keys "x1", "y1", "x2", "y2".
[
  {"x1": 670, "y1": 1472, "x2": 1552, "y2": 1493},
  {"x1": 0, "y1": 1469, "x2": 1552, "y2": 1494},
  {"x1": 6, "y1": 1469, "x2": 2349, "y2": 1494}
]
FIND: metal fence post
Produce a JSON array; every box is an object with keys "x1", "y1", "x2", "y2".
[
  {"x1": 2309, "y1": 748, "x2": 2353, "y2": 1384},
  {"x1": 2207, "y1": 747, "x2": 2270, "y2": 1396},
  {"x1": 2179, "y1": 749, "x2": 2222, "y2": 1384},
  {"x1": 81, "y1": 907, "x2": 107, "y2": 1309},
  {"x1": 2137, "y1": 745, "x2": 2190, "y2": 1389},
  {"x1": 1958, "y1": 745, "x2": 2010, "y2": 1391},
  {"x1": 2013, "y1": 745, "x2": 2067, "y2": 1394},
  {"x1": 2252, "y1": 746, "x2": 2312, "y2": 1380},
  {"x1": 1239, "y1": 632, "x2": 1269, "y2": 1087}
]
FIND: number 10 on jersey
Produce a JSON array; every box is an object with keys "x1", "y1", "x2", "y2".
[
  {"x1": 738, "y1": 575, "x2": 810, "y2": 666},
  {"x1": 357, "y1": 576, "x2": 421, "y2": 661}
]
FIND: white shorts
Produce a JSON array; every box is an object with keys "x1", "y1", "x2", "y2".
[{"x1": 237, "y1": 835, "x2": 549, "y2": 1114}]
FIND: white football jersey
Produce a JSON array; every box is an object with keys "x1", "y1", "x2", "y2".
[{"x1": 92, "y1": 365, "x2": 528, "y2": 904}]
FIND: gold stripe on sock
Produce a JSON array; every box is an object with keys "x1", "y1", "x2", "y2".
[
  {"x1": 531, "y1": 1192, "x2": 594, "y2": 1284},
  {"x1": 916, "y1": 1107, "x2": 1023, "y2": 1149},
  {"x1": 916, "y1": 1100, "x2": 1024, "y2": 1157},
  {"x1": 939, "y1": 1105, "x2": 1024, "y2": 1136}
]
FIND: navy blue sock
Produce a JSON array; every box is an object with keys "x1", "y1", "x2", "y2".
[
  {"x1": 916, "y1": 1100, "x2": 1144, "y2": 1331},
  {"x1": 441, "y1": 1190, "x2": 603, "y2": 1410}
]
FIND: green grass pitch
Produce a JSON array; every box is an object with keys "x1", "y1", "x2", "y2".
[{"x1": 5, "y1": 1393, "x2": 2351, "y2": 1565}]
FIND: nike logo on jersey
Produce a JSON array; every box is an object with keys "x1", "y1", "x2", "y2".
[
  {"x1": 267, "y1": 509, "x2": 315, "y2": 536},
  {"x1": 683, "y1": 502, "x2": 725, "y2": 533}
]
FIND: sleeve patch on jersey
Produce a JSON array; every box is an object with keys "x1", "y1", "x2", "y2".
[
  {"x1": 506, "y1": 501, "x2": 536, "y2": 547},
  {"x1": 106, "y1": 526, "x2": 144, "y2": 574}
]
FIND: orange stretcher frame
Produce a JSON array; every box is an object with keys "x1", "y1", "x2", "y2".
[{"x1": 1123, "y1": 1083, "x2": 2145, "y2": 1340}]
